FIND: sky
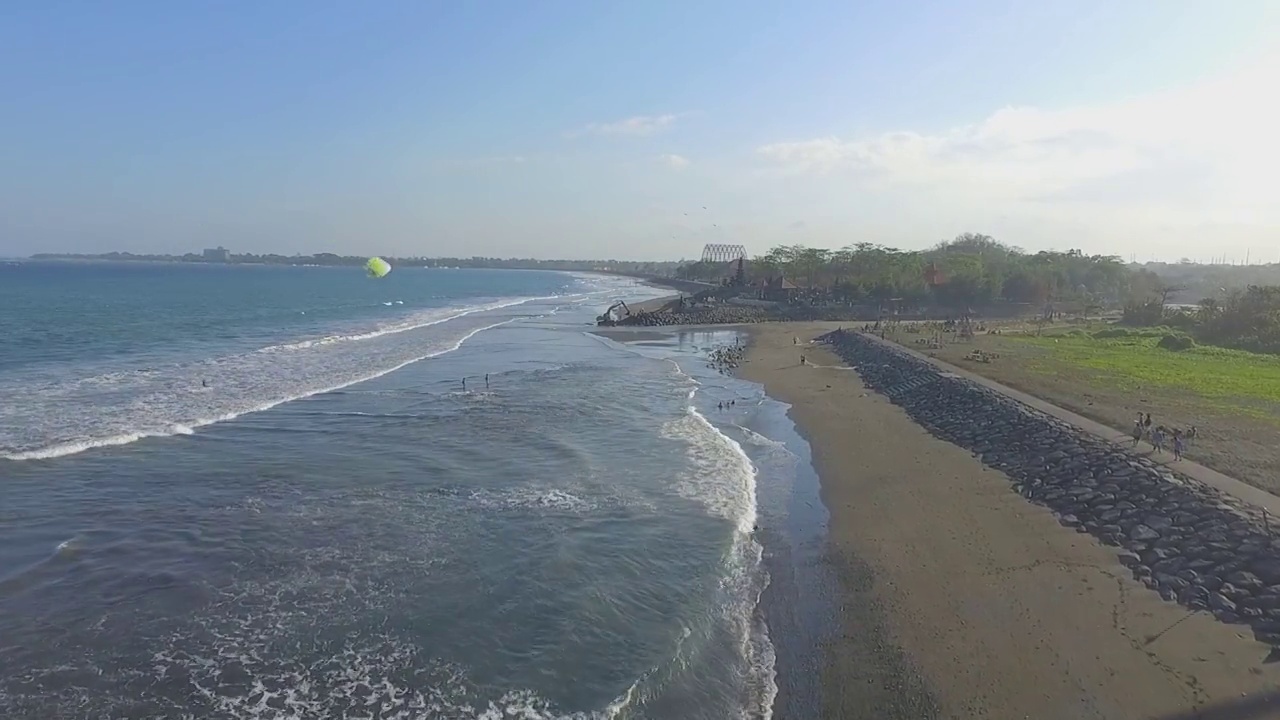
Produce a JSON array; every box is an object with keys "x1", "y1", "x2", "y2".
[{"x1": 3, "y1": 0, "x2": 1279, "y2": 262}]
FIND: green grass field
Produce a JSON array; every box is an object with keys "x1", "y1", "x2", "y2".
[
  {"x1": 1009, "y1": 325, "x2": 1280, "y2": 406},
  {"x1": 894, "y1": 320, "x2": 1280, "y2": 491}
]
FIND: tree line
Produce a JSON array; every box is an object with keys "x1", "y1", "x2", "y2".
[
  {"x1": 1124, "y1": 285, "x2": 1280, "y2": 355},
  {"x1": 676, "y1": 234, "x2": 1148, "y2": 307},
  {"x1": 670, "y1": 231, "x2": 1280, "y2": 355},
  {"x1": 1130, "y1": 260, "x2": 1280, "y2": 304}
]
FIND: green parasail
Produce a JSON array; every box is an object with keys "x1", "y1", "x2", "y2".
[{"x1": 366, "y1": 256, "x2": 391, "y2": 278}]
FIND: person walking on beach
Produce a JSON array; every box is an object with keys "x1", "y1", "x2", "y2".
[
  {"x1": 1151, "y1": 426, "x2": 1165, "y2": 454},
  {"x1": 1173, "y1": 430, "x2": 1185, "y2": 461},
  {"x1": 800, "y1": 354, "x2": 806, "y2": 366},
  {"x1": 1131, "y1": 420, "x2": 1143, "y2": 447}
]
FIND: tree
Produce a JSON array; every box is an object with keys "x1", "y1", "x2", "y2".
[
  {"x1": 1158, "y1": 283, "x2": 1185, "y2": 306},
  {"x1": 691, "y1": 235, "x2": 1142, "y2": 311}
]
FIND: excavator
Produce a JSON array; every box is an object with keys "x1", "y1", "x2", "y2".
[{"x1": 596, "y1": 300, "x2": 631, "y2": 325}]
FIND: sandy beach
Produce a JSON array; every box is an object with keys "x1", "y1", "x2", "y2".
[{"x1": 739, "y1": 322, "x2": 1280, "y2": 720}]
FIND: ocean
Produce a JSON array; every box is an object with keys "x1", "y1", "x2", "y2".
[{"x1": 0, "y1": 262, "x2": 829, "y2": 719}]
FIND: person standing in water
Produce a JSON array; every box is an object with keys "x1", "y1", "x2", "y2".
[
  {"x1": 462, "y1": 377, "x2": 467, "y2": 391},
  {"x1": 485, "y1": 373, "x2": 489, "y2": 389}
]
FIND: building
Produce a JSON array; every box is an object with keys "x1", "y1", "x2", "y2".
[
  {"x1": 203, "y1": 246, "x2": 230, "y2": 262},
  {"x1": 708, "y1": 257, "x2": 749, "y2": 285},
  {"x1": 756, "y1": 276, "x2": 799, "y2": 301}
]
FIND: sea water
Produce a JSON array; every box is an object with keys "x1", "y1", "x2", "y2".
[{"x1": 0, "y1": 263, "x2": 821, "y2": 719}]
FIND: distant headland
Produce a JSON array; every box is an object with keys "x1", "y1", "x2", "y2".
[{"x1": 29, "y1": 248, "x2": 682, "y2": 276}]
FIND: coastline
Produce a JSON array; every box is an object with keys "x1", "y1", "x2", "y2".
[
  {"x1": 590, "y1": 323, "x2": 840, "y2": 719},
  {"x1": 4, "y1": 273, "x2": 778, "y2": 719},
  {"x1": 738, "y1": 322, "x2": 1280, "y2": 719}
]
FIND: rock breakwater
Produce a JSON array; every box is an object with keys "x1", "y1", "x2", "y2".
[
  {"x1": 599, "y1": 304, "x2": 878, "y2": 327},
  {"x1": 819, "y1": 329, "x2": 1280, "y2": 650},
  {"x1": 601, "y1": 306, "x2": 768, "y2": 327}
]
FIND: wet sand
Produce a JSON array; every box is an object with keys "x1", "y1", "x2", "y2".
[{"x1": 740, "y1": 322, "x2": 1280, "y2": 720}]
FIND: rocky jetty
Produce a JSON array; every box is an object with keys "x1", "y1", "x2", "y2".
[
  {"x1": 598, "y1": 303, "x2": 879, "y2": 327},
  {"x1": 819, "y1": 329, "x2": 1280, "y2": 651},
  {"x1": 601, "y1": 306, "x2": 768, "y2": 327}
]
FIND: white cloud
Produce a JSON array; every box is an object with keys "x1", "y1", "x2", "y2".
[
  {"x1": 755, "y1": 52, "x2": 1280, "y2": 249},
  {"x1": 574, "y1": 114, "x2": 678, "y2": 137},
  {"x1": 659, "y1": 153, "x2": 690, "y2": 169}
]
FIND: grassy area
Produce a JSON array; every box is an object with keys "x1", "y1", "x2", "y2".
[
  {"x1": 885, "y1": 320, "x2": 1280, "y2": 494},
  {"x1": 1012, "y1": 326, "x2": 1280, "y2": 408}
]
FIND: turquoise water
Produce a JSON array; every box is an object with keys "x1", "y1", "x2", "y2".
[{"x1": 0, "y1": 263, "x2": 822, "y2": 719}]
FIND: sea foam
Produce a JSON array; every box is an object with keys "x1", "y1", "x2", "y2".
[{"x1": 0, "y1": 298, "x2": 542, "y2": 461}]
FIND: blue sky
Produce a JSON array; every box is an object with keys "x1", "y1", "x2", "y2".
[{"x1": 3, "y1": 0, "x2": 1278, "y2": 261}]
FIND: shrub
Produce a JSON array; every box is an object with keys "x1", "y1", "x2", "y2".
[
  {"x1": 1092, "y1": 327, "x2": 1131, "y2": 339},
  {"x1": 1157, "y1": 333, "x2": 1196, "y2": 351}
]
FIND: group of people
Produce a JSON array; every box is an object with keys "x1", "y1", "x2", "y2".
[
  {"x1": 461, "y1": 374, "x2": 490, "y2": 391},
  {"x1": 1131, "y1": 412, "x2": 1197, "y2": 461},
  {"x1": 795, "y1": 335, "x2": 815, "y2": 365},
  {"x1": 708, "y1": 344, "x2": 745, "y2": 374}
]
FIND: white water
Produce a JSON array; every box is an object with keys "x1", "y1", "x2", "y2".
[
  {"x1": 0, "y1": 305, "x2": 532, "y2": 461},
  {"x1": 258, "y1": 296, "x2": 548, "y2": 353},
  {"x1": 660, "y1": 362, "x2": 778, "y2": 720}
]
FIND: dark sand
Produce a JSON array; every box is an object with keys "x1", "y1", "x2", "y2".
[{"x1": 741, "y1": 322, "x2": 1280, "y2": 720}]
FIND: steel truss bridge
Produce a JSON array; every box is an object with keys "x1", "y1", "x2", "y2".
[{"x1": 700, "y1": 244, "x2": 747, "y2": 263}]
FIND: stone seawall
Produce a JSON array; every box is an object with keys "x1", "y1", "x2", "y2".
[
  {"x1": 819, "y1": 329, "x2": 1280, "y2": 650},
  {"x1": 601, "y1": 306, "x2": 768, "y2": 327}
]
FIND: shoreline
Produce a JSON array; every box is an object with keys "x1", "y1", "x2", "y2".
[
  {"x1": 592, "y1": 324, "x2": 840, "y2": 719},
  {"x1": 737, "y1": 322, "x2": 1280, "y2": 719}
]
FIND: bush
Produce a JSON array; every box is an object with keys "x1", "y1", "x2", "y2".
[
  {"x1": 1122, "y1": 300, "x2": 1164, "y2": 326},
  {"x1": 1163, "y1": 309, "x2": 1198, "y2": 329},
  {"x1": 1157, "y1": 333, "x2": 1196, "y2": 351},
  {"x1": 1092, "y1": 327, "x2": 1131, "y2": 339}
]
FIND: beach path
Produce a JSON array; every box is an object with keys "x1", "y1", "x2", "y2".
[{"x1": 741, "y1": 322, "x2": 1280, "y2": 720}]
